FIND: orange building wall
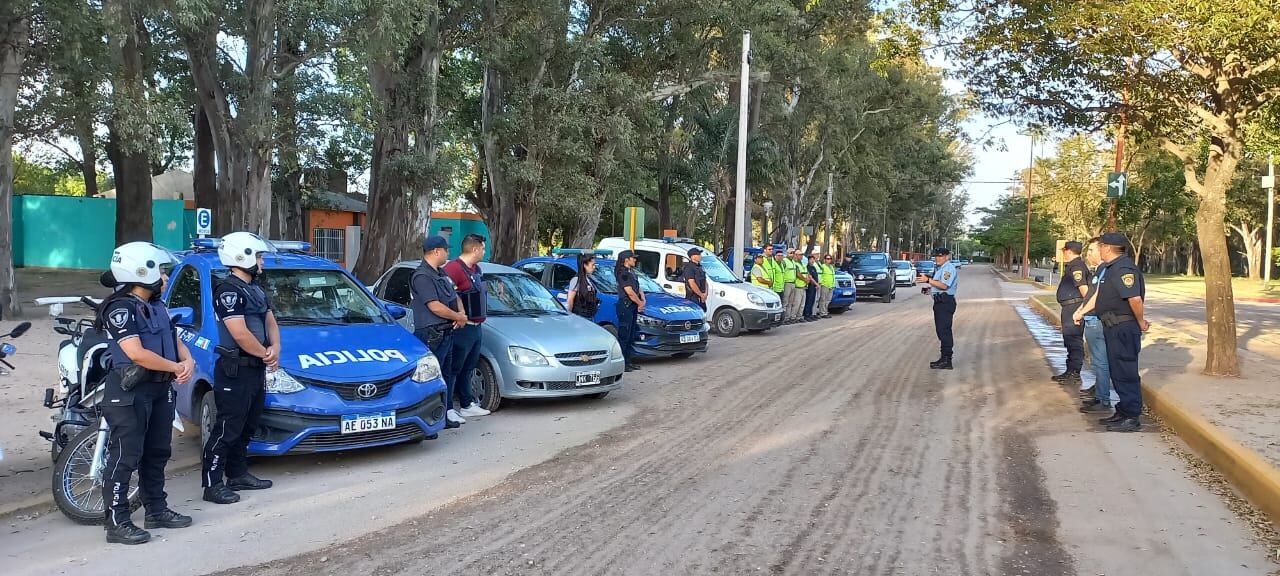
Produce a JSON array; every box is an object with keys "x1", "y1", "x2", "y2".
[{"x1": 306, "y1": 209, "x2": 363, "y2": 268}]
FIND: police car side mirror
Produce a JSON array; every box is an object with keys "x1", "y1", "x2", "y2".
[
  {"x1": 382, "y1": 302, "x2": 408, "y2": 320},
  {"x1": 169, "y1": 307, "x2": 196, "y2": 327}
]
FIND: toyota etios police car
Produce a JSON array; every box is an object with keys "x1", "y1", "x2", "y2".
[{"x1": 164, "y1": 239, "x2": 448, "y2": 455}]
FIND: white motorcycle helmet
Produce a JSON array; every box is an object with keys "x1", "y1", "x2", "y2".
[
  {"x1": 217, "y1": 232, "x2": 275, "y2": 269},
  {"x1": 110, "y1": 242, "x2": 175, "y2": 286}
]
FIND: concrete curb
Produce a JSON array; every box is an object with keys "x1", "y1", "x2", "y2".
[
  {"x1": 990, "y1": 266, "x2": 1052, "y2": 290},
  {"x1": 0, "y1": 456, "x2": 202, "y2": 520},
  {"x1": 1025, "y1": 294, "x2": 1280, "y2": 527}
]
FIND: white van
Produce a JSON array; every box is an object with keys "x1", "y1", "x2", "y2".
[{"x1": 597, "y1": 237, "x2": 784, "y2": 337}]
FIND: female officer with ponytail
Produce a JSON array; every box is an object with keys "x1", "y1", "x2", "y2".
[{"x1": 98, "y1": 242, "x2": 196, "y2": 545}]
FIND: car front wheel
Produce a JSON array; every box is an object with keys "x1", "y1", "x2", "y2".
[
  {"x1": 473, "y1": 357, "x2": 502, "y2": 412},
  {"x1": 713, "y1": 308, "x2": 743, "y2": 337}
]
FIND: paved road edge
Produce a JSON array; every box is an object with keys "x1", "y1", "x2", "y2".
[{"x1": 1025, "y1": 293, "x2": 1280, "y2": 527}]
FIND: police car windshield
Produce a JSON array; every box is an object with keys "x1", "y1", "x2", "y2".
[
  {"x1": 696, "y1": 252, "x2": 741, "y2": 283},
  {"x1": 484, "y1": 273, "x2": 566, "y2": 316},
  {"x1": 849, "y1": 253, "x2": 889, "y2": 268},
  {"x1": 255, "y1": 269, "x2": 388, "y2": 324},
  {"x1": 593, "y1": 263, "x2": 665, "y2": 294}
]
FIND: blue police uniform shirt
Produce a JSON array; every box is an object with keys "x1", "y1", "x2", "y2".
[
  {"x1": 410, "y1": 260, "x2": 459, "y2": 330},
  {"x1": 1094, "y1": 255, "x2": 1145, "y2": 316},
  {"x1": 214, "y1": 275, "x2": 272, "y2": 351},
  {"x1": 104, "y1": 295, "x2": 179, "y2": 366},
  {"x1": 932, "y1": 260, "x2": 959, "y2": 295}
]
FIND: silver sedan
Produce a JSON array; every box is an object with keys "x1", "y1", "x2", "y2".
[{"x1": 371, "y1": 261, "x2": 626, "y2": 411}]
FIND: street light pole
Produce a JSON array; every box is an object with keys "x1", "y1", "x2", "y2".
[
  {"x1": 1265, "y1": 153, "x2": 1275, "y2": 286},
  {"x1": 1022, "y1": 134, "x2": 1036, "y2": 278},
  {"x1": 763, "y1": 200, "x2": 773, "y2": 247},
  {"x1": 732, "y1": 30, "x2": 751, "y2": 280},
  {"x1": 824, "y1": 173, "x2": 833, "y2": 255}
]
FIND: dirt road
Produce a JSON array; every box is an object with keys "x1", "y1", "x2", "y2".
[{"x1": 3, "y1": 270, "x2": 1270, "y2": 575}]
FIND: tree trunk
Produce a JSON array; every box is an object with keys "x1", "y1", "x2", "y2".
[
  {"x1": 74, "y1": 114, "x2": 98, "y2": 197},
  {"x1": 192, "y1": 95, "x2": 217, "y2": 212},
  {"x1": 0, "y1": 9, "x2": 27, "y2": 318},
  {"x1": 1194, "y1": 152, "x2": 1241, "y2": 376},
  {"x1": 107, "y1": 0, "x2": 154, "y2": 244},
  {"x1": 272, "y1": 41, "x2": 305, "y2": 242}
]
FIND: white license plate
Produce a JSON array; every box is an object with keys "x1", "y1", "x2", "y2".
[
  {"x1": 575, "y1": 371, "x2": 601, "y2": 386},
  {"x1": 340, "y1": 411, "x2": 396, "y2": 435},
  {"x1": 772, "y1": 313, "x2": 782, "y2": 321},
  {"x1": 855, "y1": 281, "x2": 867, "y2": 286},
  {"x1": 679, "y1": 333, "x2": 700, "y2": 344},
  {"x1": 840, "y1": 290, "x2": 852, "y2": 296}
]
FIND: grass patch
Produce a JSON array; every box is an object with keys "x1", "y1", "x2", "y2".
[
  {"x1": 1147, "y1": 275, "x2": 1280, "y2": 300},
  {"x1": 1030, "y1": 293, "x2": 1061, "y2": 314}
]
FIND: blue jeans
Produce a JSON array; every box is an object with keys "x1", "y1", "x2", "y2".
[
  {"x1": 1084, "y1": 317, "x2": 1112, "y2": 405},
  {"x1": 414, "y1": 326, "x2": 455, "y2": 410},
  {"x1": 449, "y1": 324, "x2": 482, "y2": 408}
]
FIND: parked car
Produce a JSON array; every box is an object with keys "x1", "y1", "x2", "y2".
[
  {"x1": 914, "y1": 260, "x2": 937, "y2": 280},
  {"x1": 846, "y1": 252, "x2": 896, "y2": 303},
  {"x1": 828, "y1": 271, "x2": 857, "y2": 313},
  {"x1": 597, "y1": 237, "x2": 783, "y2": 337},
  {"x1": 371, "y1": 261, "x2": 626, "y2": 411},
  {"x1": 165, "y1": 240, "x2": 447, "y2": 455},
  {"x1": 891, "y1": 260, "x2": 915, "y2": 287},
  {"x1": 512, "y1": 252, "x2": 710, "y2": 359}
]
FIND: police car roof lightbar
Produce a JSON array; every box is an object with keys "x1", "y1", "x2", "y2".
[
  {"x1": 191, "y1": 238, "x2": 219, "y2": 249},
  {"x1": 551, "y1": 248, "x2": 614, "y2": 256},
  {"x1": 661, "y1": 236, "x2": 697, "y2": 244},
  {"x1": 190, "y1": 238, "x2": 312, "y2": 252}
]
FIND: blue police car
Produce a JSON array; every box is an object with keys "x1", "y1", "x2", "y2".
[
  {"x1": 163, "y1": 240, "x2": 447, "y2": 455},
  {"x1": 514, "y1": 251, "x2": 710, "y2": 358}
]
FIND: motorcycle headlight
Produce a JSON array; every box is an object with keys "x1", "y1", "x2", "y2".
[
  {"x1": 747, "y1": 292, "x2": 765, "y2": 305},
  {"x1": 412, "y1": 353, "x2": 442, "y2": 382},
  {"x1": 264, "y1": 370, "x2": 305, "y2": 394},
  {"x1": 609, "y1": 339, "x2": 623, "y2": 359},
  {"x1": 876, "y1": 273, "x2": 888, "y2": 280},
  {"x1": 508, "y1": 346, "x2": 549, "y2": 367},
  {"x1": 637, "y1": 314, "x2": 663, "y2": 328}
]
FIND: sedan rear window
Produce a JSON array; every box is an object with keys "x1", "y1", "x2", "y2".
[{"x1": 850, "y1": 253, "x2": 889, "y2": 267}]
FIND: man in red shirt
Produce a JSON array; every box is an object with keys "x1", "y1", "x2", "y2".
[{"x1": 443, "y1": 234, "x2": 491, "y2": 418}]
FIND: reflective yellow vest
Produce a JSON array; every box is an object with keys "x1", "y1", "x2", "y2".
[
  {"x1": 819, "y1": 263, "x2": 836, "y2": 288},
  {"x1": 762, "y1": 258, "x2": 786, "y2": 292},
  {"x1": 781, "y1": 258, "x2": 798, "y2": 284},
  {"x1": 793, "y1": 259, "x2": 809, "y2": 288}
]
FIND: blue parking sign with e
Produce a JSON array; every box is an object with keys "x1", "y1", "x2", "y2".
[{"x1": 196, "y1": 208, "x2": 212, "y2": 235}]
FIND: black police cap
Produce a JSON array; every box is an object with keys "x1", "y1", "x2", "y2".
[
  {"x1": 1099, "y1": 232, "x2": 1130, "y2": 247},
  {"x1": 931, "y1": 247, "x2": 950, "y2": 256},
  {"x1": 1063, "y1": 241, "x2": 1084, "y2": 253}
]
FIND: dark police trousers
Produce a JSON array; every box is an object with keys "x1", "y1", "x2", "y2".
[
  {"x1": 933, "y1": 293, "x2": 956, "y2": 357},
  {"x1": 1104, "y1": 320, "x2": 1144, "y2": 418},
  {"x1": 803, "y1": 285, "x2": 817, "y2": 318},
  {"x1": 1059, "y1": 301, "x2": 1086, "y2": 372},
  {"x1": 102, "y1": 378, "x2": 175, "y2": 524},
  {"x1": 415, "y1": 325, "x2": 456, "y2": 409},
  {"x1": 616, "y1": 300, "x2": 638, "y2": 363},
  {"x1": 202, "y1": 357, "x2": 265, "y2": 487}
]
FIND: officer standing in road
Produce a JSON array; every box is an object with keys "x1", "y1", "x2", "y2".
[
  {"x1": 444, "y1": 233, "x2": 492, "y2": 419},
  {"x1": 1052, "y1": 241, "x2": 1092, "y2": 385},
  {"x1": 203, "y1": 232, "x2": 280, "y2": 505},
  {"x1": 683, "y1": 247, "x2": 709, "y2": 311},
  {"x1": 566, "y1": 253, "x2": 601, "y2": 320},
  {"x1": 1073, "y1": 232, "x2": 1148, "y2": 432},
  {"x1": 411, "y1": 235, "x2": 469, "y2": 428},
  {"x1": 817, "y1": 254, "x2": 836, "y2": 318},
  {"x1": 803, "y1": 252, "x2": 819, "y2": 321},
  {"x1": 917, "y1": 247, "x2": 959, "y2": 369},
  {"x1": 98, "y1": 242, "x2": 195, "y2": 544},
  {"x1": 615, "y1": 250, "x2": 646, "y2": 372}
]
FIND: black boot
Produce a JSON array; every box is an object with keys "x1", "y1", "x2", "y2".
[
  {"x1": 144, "y1": 508, "x2": 193, "y2": 529},
  {"x1": 931, "y1": 356, "x2": 953, "y2": 370},
  {"x1": 1098, "y1": 412, "x2": 1126, "y2": 424},
  {"x1": 1106, "y1": 417, "x2": 1141, "y2": 432},
  {"x1": 1051, "y1": 370, "x2": 1080, "y2": 382},
  {"x1": 105, "y1": 520, "x2": 151, "y2": 545},
  {"x1": 227, "y1": 473, "x2": 273, "y2": 491},
  {"x1": 929, "y1": 356, "x2": 946, "y2": 368},
  {"x1": 203, "y1": 483, "x2": 241, "y2": 504}
]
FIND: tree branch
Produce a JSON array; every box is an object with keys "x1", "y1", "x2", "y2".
[
  {"x1": 273, "y1": 49, "x2": 315, "y2": 80},
  {"x1": 1158, "y1": 138, "x2": 1206, "y2": 197},
  {"x1": 1244, "y1": 54, "x2": 1279, "y2": 78}
]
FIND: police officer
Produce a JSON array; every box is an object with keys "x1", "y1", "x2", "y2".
[
  {"x1": 203, "y1": 232, "x2": 279, "y2": 505},
  {"x1": 1052, "y1": 241, "x2": 1092, "y2": 385},
  {"x1": 917, "y1": 247, "x2": 959, "y2": 369},
  {"x1": 411, "y1": 235, "x2": 469, "y2": 427},
  {"x1": 802, "y1": 252, "x2": 819, "y2": 321},
  {"x1": 749, "y1": 252, "x2": 772, "y2": 289},
  {"x1": 99, "y1": 242, "x2": 195, "y2": 544},
  {"x1": 615, "y1": 250, "x2": 646, "y2": 371},
  {"x1": 1073, "y1": 232, "x2": 1148, "y2": 432},
  {"x1": 763, "y1": 249, "x2": 787, "y2": 312},
  {"x1": 781, "y1": 249, "x2": 801, "y2": 323},
  {"x1": 683, "y1": 247, "x2": 709, "y2": 311},
  {"x1": 566, "y1": 253, "x2": 601, "y2": 319},
  {"x1": 815, "y1": 254, "x2": 835, "y2": 318}
]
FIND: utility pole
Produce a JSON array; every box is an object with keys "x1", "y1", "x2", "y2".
[
  {"x1": 1023, "y1": 134, "x2": 1036, "y2": 278},
  {"x1": 1265, "y1": 153, "x2": 1275, "y2": 287},
  {"x1": 731, "y1": 30, "x2": 751, "y2": 280},
  {"x1": 824, "y1": 172, "x2": 833, "y2": 255}
]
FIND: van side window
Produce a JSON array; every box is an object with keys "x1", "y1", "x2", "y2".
[
  {"x1": 382, "y1": 267, "x2": 414, "y2": 305},
  {"x1": 665, "y1": 254, "x2": 687, "y2": 279},
  {"x1": 635, "y1": 251, "x2": 661, "y2": 279}
]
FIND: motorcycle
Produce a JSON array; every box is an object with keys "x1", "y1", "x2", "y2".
[{"x1": 34, "y1": 296, "x2": 191, "y2": 525}]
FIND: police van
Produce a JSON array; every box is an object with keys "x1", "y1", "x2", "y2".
[
  {"x1": 164, "y1": 239, "x2": 448, "y2": 455},
  {"x1": 596, "y1": 237, "x2": 784, "y2": 337}
]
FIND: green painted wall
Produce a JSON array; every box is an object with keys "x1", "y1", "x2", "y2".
[
  {"x1": 12, "y1": 195, "x2": 188, "y2": 269},
  {"x1": 427, "y1": 217, "x2": 492, "y2": 260}
]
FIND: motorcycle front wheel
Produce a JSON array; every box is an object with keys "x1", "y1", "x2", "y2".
[{"x1": 52, "y1": 423, "x2": 140, "y2": 525}]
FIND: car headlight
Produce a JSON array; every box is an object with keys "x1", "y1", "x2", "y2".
[
  {"x1": 876, "y1": 273, "x2": 887, "y2": 280},
  {"x1": 264, "y1": 370, "x2": 305, "y2": 394},
  {"x1": 412, "y1": 353, "x2": 442, "y2": 382},
  {"x1": 747, "y1": 292, "x2": 765, "y2": 305},
  {"x1": 508, "y1": 346, "x2": 550, "y2": 367},
  {"x1": 609, "y1": 339, "x2": 623, "y2": 359},
  {"x1": 637, "y1": 314, "x2": 663, "y2": 328}
]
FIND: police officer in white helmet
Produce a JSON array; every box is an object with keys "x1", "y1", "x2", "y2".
[
  {"x1": 97, "y1": 242, "x2": 196, "y2": 544},
  {"x1": 202, "y1": 232, "x2": 280, "y2": 504}
]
